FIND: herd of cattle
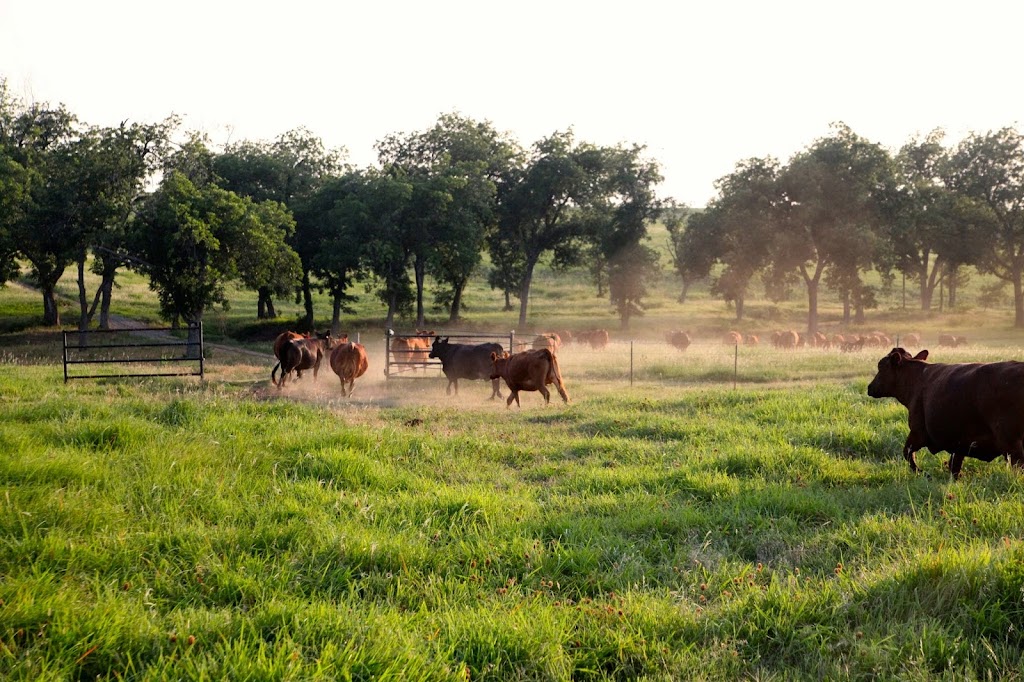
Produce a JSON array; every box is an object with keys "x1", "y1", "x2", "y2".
[
  {"x1": 270, "y1": 329, "x2": 571, "y2": 408},
  {"x1": 269, "y1": 327, "x2": 1024, "y2": 480},
  {"x1": 665, "y1": 329, "x2": 969, "y2": 352}
]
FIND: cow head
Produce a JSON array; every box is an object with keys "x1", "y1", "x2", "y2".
[
  {"x1": 490, "y1": 351, "x2": 511, "y2": 379},
  {"x1": 428, "y1": 336, "x2": 449, "y2": 359},
  {"x1": 867, "y1": 347, "x2": 928, "y2": 399}
]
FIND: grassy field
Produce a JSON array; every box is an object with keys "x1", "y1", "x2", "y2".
[{"x1": 3, "y1": 255, "x2": 1024, "y2": 679}]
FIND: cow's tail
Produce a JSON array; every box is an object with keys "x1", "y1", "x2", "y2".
[
  {"x1": 271, "y1": 361, "x2": 281, "y2": 387},
  {"x1": 545, "y1": 349, "x2": 570, "y2": 404}
]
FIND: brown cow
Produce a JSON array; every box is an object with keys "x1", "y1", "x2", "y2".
[
  {"x1": 867, "y1": 347, "x2": 1024, "y2": 479},
  {"x1": 390, "y1": 330, "x2": 435, "y2": 373},
  {"x1": 576, "y1": 329, "x2": 609, "y2": 349},
  {"x1": 745, "y1": 334, "x2": 759, "y2": 346},
  {"x1": 329, "y1": 342, "x2": 369, "y2": 397},
  {"x1": 666, "y1": 330, "x2": 691, "y2": 350},
  {"x1": 533, "y1": 333, "x2": 562, "y2": 351},
  {"x1": 556, "y1": 331, "x2": 574, "y2": 346},
  {"x1": 937, "y1": 334, "x2": 958, "y2": 348},
  {"x1": 723, "y1": 331, "x2": 742, "y2": 345},
  {"x1": 778, "y1": 330, "x2": 799, "y2": 349},
  {"x1": 490, "y1": 349, "x2": 569, "y2": 408},
  {"x1": 272, "y1": 332, "x2": 335, "y2": 389},
  {"x1": 902, "y1": 333, "x2": 921, "y2": 347}
]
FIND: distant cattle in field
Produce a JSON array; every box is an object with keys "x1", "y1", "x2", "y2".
[
  {"x1": 329, "y1": 342, "x2": 368, "y2": 397},
  {"x1": 811, "y1": 332, "x2": 830, "y2": 349},
  {"x1": 666, "y1": 330, "x2": 691, "y2": 350},
  {"x1": 723, "y1": 330, "x2": 742, "y2": 345},
  {"x1": 576, "y1": 329, "x2": 609, "y2": 349},
  {"x1": 390, "y1": 330, "x2": 435, "y2": 372},
  {"x1": 938, "y1": 334, "x2": 959, "y2": 348},
  {"x1": 955, "y1": 336, "x2": 968, "y2": 347},
  {"x1": 272, "y1": 331, "x2": 335, "y2": 389},
  {"x1": 771, "y1": 331, "x2": 782, "y2": 347},
  {"x1": 745, "y1": 334, "x2": 759, "y2": 346},
  {"x1": 831, "y1": 333, "x2": 846, "y2": 348},
  {"x1": 555, "y1": 331, "x2": 573, "y2": 346},
  {"x1": 902, "y1": 333, "x2": 921, "y2": 347},
  {"x1": 841, "y1": 336, "x2": 865, "y2": 353},
  {"x1": 490, "y1": 349, "x2": 569, "y2": 408},
  {"x1": 533, "y1": 333, "x2": 561, "y2": 351},
  {"x1": 428, "y1": 336, "x2": 504, "y2": 398},
  {"x1": 777, "y1": 330, "x2": 799, "y2": 349},
  {"x1": 868, "y1": 347, "x2": 1024, "y2": 478}
]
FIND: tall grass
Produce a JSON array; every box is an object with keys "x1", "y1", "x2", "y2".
[{"x1": 3, "y1": 359, "x2": 1024, "y2": 679}]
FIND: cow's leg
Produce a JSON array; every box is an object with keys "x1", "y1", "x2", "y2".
[
  {"x1": 902, "y1": 436, "x2": 920, "y2": 473},
  {"x1": 453, "y1": 379, "x2": 459, "y2": 396},
  {"x1": 338, "y1": 376, "x2": 347, "y2": 397},
  {"x1": 947, "y1": 450, "x2": 966, "y2": 480},
  {"x1": 539, "y1": 385, "x2": 551, "y2": 404},
  {"x1": 446, "y1": 379, "x2": 454, "y2": 396},
  {"x1": 347, "y1": 379, "x2": 355, "y2": 396},
  {"x1": 506, "y1": 391, "x2": 518, "y2": 409},
  {"x1": 489, "y1": 378, "x2": 502, "y2": 400}
]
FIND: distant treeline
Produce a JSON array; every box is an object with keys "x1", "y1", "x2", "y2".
[{"x1": 3, "y1": 78, "x2": 1022, "y2": 333}]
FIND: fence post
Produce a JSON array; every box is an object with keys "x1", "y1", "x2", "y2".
[
  {"x1": 733, "y1": 343, "x2": 738, "y2": 390},
  {"x1": 509, "y1": 330, "x2": 516, "y2": 354},
  {"x1": 198, "y1": 322, "x2": 205, "y2": 379},
  {"x1": 62, "y1": 330, "x2": 68, "y2": 384},
  {"x1": 384, "y1": 328, "x2": 392, "y2": 379}
]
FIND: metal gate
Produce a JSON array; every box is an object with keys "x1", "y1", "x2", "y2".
[
  {"x1": 62, "y1": 323, "x2": 204, "y2": 382},
  {"x1": 384, "y1": 329, "x2": 516, "y2": 379}
]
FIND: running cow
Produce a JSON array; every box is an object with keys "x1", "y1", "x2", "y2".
[
  {"x1": 867, "y1": 347, "x2": 1024, "y2": 478},
  {"x1": 329, "y1": 342, "x2": 369, "y2": 397},
  {"x1": 428, "y1": 336, "x2": 505, "y2": 399},
  {"x1": 489, "y1": 349, "x2": 570, "y2": 408},
  {"x1": 272, "y1": 331, "x2": 335, "y2": 389}
]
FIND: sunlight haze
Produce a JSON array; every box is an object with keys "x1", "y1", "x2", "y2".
[{"x1": 2, "y1": 0, "x2": 1021, "y2": 206}]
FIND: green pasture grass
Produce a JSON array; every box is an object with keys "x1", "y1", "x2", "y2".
[{"x1": 3, "y1": 355, "x2": 1024, "y2": 679}]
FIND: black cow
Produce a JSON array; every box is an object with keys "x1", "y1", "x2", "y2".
[
  {"x1": 867, "y1": 347, "x2": 1024, "y2": 478},
  {"x1": 428, "y1": 337, "x2": 504, "y2": 399}
]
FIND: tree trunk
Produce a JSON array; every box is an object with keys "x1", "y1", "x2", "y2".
[
  {"x1": 98, "y1": 269, "x2": 115, "y2": 330},
  {"x1": 806, "y1": 279, "x2": 819, "y2": 336},
  {"x1": 185, "y1": 312, "x2": 203, "y2": 359},
  {"x1": 854, "y1": 298, "x2": 865, "y2": 325},
  {"x1": 77, "y1": 256, "x2": 90, "y2": 332},
  {"x1": 735, "y1": 296, "x2": 744, "y2": 321},
  {"x1": 517, "y1": 257, "x2": 538, "y2": 328},
  {"x1": 301, "y1": 270, "x2": 315, "y2": 329},
  {"x1": 449, "y1": 280, "x2": 466, "y2": 323},
  {"x1": 678, "y1": 280, "x2": 691, "y2": 304},
  {"x1": 414, "y1": 255, "x2": 426, "y2": 328},
  {"x1": 257, "y1": 296, "x2": 267, "y2": 319},
  {"x1": 385, "y1": 289, "x2": 397, "y2": 329},
  {"x1": 1014, "y1": 271, "x2": 1024, "y2": 328},
  {"x1": 842, "y1": 290, "x2": 851, "y2": 325},
  {"x1": 332, "y1": 295, "x2": 342, "y2": 333},
  {"x1": 42, "y1": 282, "x2": 61, "y2": 326},
  {"x1": 266, "y1": 296, "x2": 277, "y2": 319},
  {"x1": 503, "y1": 289, "x2": 513, "y2": 312},
  {"x1": 947, "y1": 265, "x2": 959, "y2": 309}
]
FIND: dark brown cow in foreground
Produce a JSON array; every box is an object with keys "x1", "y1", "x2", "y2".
[
  {"x1": 329, "y1": 342, "x2": 369, "y2": 397},
  {"x1": 867, "y1": 347, "x2": 1024, "y2": 478},
  {"x1": 490, "y1": 349, "x2": 569, "y2": 408},
  {"x1": 272, "y1": 332, "x2": 335, "y2": 389}
]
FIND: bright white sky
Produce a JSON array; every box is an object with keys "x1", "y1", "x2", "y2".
[{"x1": 1, "y1": 0, "x2": 1021, "y2": 206}]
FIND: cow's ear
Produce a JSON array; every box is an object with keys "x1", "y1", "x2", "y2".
[
  {"x1": 490, "y1": 352, "x2": 498, "y2": 361},
  {"x1": 888, "y1": 349, "x2": 904, "y2": 366},
  {"x1": 914, "y1": 349, "x2": 929, "y2": 361}
]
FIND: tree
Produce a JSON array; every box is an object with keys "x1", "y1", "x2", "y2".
[
  {"x1": 377, "y1": 113, "x2": 517, "y2": 324},
  {"x1": 880, "y1": 131, "x2": 984, "y2": 312},
  {"x1": 945, "y1": 127, "x2": 1024, "y2": 325},
  {"x1": 666, "y1": 207, "x2": 713, "y2": 304},
  {"x1": 75, "y1": 119, "x2": 176, "y2": 330},
  {"x1": 772, "y1": 124, "x2": 891, "y2": 334},
  {"x1": 233, "y1": 200, "x2": 302, "y2": 322},
  {"x1": 497, "y1": 130, "x2": 607, "y2": 328},
  {"x1": 4, "y1": 100, "x2": 81, "y2": 325},
  {"x1": 590, "y1": 144, "x2": 666, "y2": 329},
  {"x1": 215, "y1": 129, "x2": 345, "y2": 322}
]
